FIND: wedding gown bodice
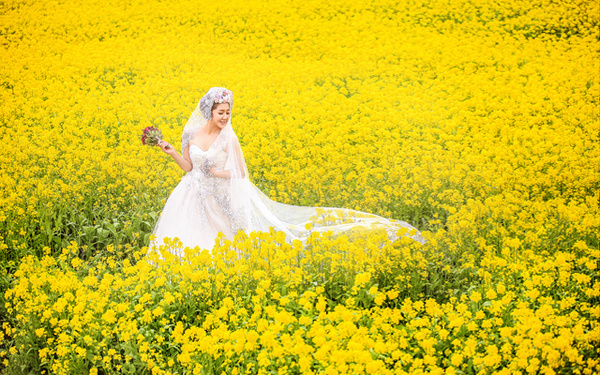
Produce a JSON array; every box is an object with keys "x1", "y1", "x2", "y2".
[
  {"x1": 189, "y1": 137, "x2": 228, "y2": 173},
  {"x1": 185, "y1": 135, "x2": 231, "y2": 203}
]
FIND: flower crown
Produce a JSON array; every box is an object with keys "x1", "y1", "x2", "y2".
[{"x1": 214, "y1": 91, "x2": 232, "y2": 104}]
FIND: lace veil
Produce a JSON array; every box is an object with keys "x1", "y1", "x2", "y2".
[{"x1": 180, "y1": 87, "x2": 426, "y2": 246}]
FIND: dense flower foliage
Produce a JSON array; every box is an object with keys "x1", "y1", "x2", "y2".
[
  {"x1": 0, "y1": 0, "x2": 598, "y2": 373},
  {"x1": 6, "y1": 234, "x2": 600, "y2": 374}
]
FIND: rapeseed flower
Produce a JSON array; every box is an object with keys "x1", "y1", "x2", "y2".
[{"x1": 1, "y1": 0, "x2": 599, "y2": 373}]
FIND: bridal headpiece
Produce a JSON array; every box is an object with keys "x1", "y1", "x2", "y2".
[
  {"x1": 199, "y1": 87, "x2": 234, "y2": 120},
  {"x1": 182, "y1": 87, "x2": 235, "y2": 154}
]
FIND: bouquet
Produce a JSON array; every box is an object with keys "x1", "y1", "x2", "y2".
[{"x1": 141, "y1": 126, "x2": 163, "y2": 147}]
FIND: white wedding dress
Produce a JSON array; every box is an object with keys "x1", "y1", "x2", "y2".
[
  {"x1": 151, "y1": 133, "x2": 237, "y2": 252},
  {"x1": 150, "y1": 88, "x2": 425, "y2": 256}
]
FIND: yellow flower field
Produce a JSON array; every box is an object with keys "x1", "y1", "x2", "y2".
[{"x1": 0, "y1": 0, "x2": 598, "y2": 373}]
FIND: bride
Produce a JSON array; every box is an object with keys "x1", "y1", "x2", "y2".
[{"x1": 151, "y1": 87, "x2": 425, "y2": 256}]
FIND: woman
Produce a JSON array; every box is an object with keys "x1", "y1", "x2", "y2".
[{"x1": 151, "y1": 87, "x2": 425, "y2": 256}]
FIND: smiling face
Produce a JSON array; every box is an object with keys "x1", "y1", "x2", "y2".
[{"x1": 210, "y1": 103, "x2": 231, "y2": 129}]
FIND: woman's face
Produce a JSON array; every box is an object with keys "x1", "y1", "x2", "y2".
[{"x1": 211, "y1": 103, "x2": 231, "y2": 129}]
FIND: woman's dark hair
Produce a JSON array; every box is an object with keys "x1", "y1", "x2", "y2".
[{"x1": 212, "y1": 102, "x2": 231, "y2": 111}]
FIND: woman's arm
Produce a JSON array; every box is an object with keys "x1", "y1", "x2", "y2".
[
  {"x1": 158, "y1": 140, "x2": 193, "y2": 172},
  {"x1": 209, "y1": 169, "x2": 231, "y2": 179}
]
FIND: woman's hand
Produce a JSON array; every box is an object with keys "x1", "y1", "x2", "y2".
[
  {"x1": 208, "y1": 167, "x2": 231, "y2": 179},
  {"x1": 158, "y1": 140, "x2": 176, "y2": 156}
]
